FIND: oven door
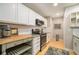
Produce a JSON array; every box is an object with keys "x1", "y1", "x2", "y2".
[
  {"x1": 0, "y1": 29, "x2": 3, "y2": 38},
  {"x1": 40, "y1": 34, "x2": 47, "y2": 50}
]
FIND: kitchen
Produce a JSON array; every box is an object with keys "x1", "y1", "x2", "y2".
[{"x1": 0, "y1": 3, "x2": 79, "y2": 55}]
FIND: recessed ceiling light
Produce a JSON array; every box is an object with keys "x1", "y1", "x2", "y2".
[
  {"x1": 53, "y1": 3, "x2": 58, "y2": 6},
  {"x1": 56, "y1": 13, "x2": 60, "y2": 16}
]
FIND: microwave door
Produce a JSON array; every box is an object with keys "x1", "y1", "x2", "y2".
[{"x1": 36, "y1": 19, "x2": 43, "y2": 26}]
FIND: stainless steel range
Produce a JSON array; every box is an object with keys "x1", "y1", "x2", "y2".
[
  {"x1": 32, "y1": 28, "x2": 47, "y2": 51},
  {"x1": 40, "y1": 33, "x2": 47, "y2": 51}
]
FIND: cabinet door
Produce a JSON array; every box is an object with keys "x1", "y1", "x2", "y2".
[
  {"x1": 70, "y1": 13, "x2": 76, "y2": 25},
  {"x1": 73, "y1": 37, "x2": 77, "y2": 52},
  {"x1": 32, "y1": 37, "x2": 40, "y2": 55},
  {"x1": 73, "y1": 36, "x2": 79, "y2": 54},
  {"x1": 76, "y1": 39, "x2": 79, "y2": 53},
  {"x1": 0, "y1": 3, "x2": 17, "y2": 22},
  {"x1": 17, "y1": 4, "x2": 28, "y2": 24},
  {"x1": 28, "y1": 9, "x2": 36, "y2": 26},
  {"x1": 76, "y1": 12, "x2": 79, "y2": 24}
]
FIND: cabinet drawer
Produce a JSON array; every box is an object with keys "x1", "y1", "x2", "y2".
[
  {"x1": 33, "y1": 37, "x2": 40, "y2": 40},
  {"x1": 33, "y1": 43, "x2": 40, "y2": 49},
  {"x1": 33, "y1": 41, "x2": 40, "y2": 46},
  {"x1": 33, "y1": 39, "x2": 40, "y2": 44},
  {"x1": 6, "y1": 42, "x2": 16, "y2": 49},
  {"x1": 33, "y1": 47, "x2": 40, "y2": 54},
  {"x1": 32, "y1": 45, "x2": 40, "y2": 55},
  {"x1": 33, "y1": 43, "x2": 40, "y2": 50}
]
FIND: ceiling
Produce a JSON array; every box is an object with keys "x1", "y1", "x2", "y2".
[{"x1": 23, "y1": 3, "x2": 78, "y2": 18}]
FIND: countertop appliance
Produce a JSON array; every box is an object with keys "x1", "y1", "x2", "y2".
[
  {"x1": 11, "y1": 28, "x2": 18, "y2": 35},
  {"x1": 35, "y1": 19, "x2": 44, "y2": 26},
  {"x1": 32, "y1": 28, "x2": 47, "y2": 51},
  {"x1": 0, "y1": 25, "x2": 11, "y2": 38}
]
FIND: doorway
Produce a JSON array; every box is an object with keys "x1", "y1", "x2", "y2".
[{"x1": 52, "y1": 17, "x2": 63, "y2": 41}]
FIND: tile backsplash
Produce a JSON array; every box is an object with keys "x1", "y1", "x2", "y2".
[
  {"x1": 18, "y1": 28, "x2": 32, "y2": 35},
  {"x1": 18, "y1": 27, "x2": 46, "y2": 35}
]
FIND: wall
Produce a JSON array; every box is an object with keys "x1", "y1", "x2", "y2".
[
  {"x1": 46, "y1": 17, "x2": 53, "y2": 41},
  {"x1": 46, "y1": 17, "x2": 63, "y2": 41},
  {"x1": 52, "y1": 17, "x2": 63, "y2": 40},
  {"x1": 64, "y1": 4, "x2": 79, "y2": 49},
  {"x1": 18, "y1": 26, "x2": 41, "y2": 35}
]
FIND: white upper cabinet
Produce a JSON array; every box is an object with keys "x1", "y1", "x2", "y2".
[
  {"x1": 35, "y1": 13, "x2": 39, "y2": 19},
  {"x1": 28, "y1": 9, "x2": 36, "y2": 26},
  {"x1": 0, "y1": 3, "x2": 46, "y2": 26},
  {"x1": 70, "y1": 12, "x2": 76, "y2": 25},
  {"x1": 70, "y1": 12, "x2": 79, "y2": 27},
  {"x1": 36, "y1": 13, "x2": 42, "y2": 20},
  {"x1": 17, "y1": 4, "x2": 29, "y2": 24},
  {"x1": 0, "y1": 3, "x2": 17, "y2": 22}
]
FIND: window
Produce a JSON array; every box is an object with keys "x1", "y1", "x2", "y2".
[{"x1": 54, "y1": 24, "x2": 61, "y2": 29}]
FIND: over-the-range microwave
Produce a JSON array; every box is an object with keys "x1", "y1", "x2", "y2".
[{"x1": 35, "y1": 19, "x2": 44, "y2": 26}]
